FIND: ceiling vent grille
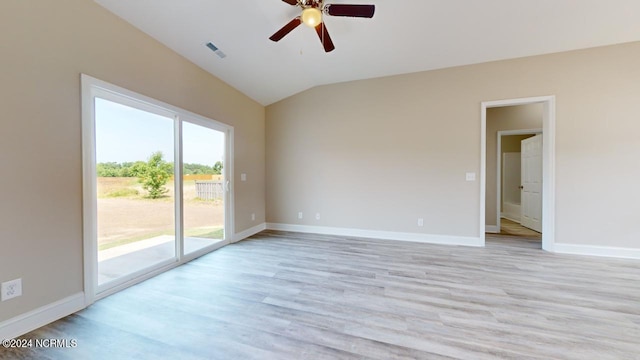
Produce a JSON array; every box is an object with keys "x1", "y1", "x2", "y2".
[{"x1": 206, "y1": 42, "x2": 226, "y2": 59}]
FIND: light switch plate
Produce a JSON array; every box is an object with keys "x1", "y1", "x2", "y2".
[
  {"x1": 465, "y1": 172, "x2": 476, "y2": 181},
  {"x1": 241, "y1": 173, "x2": 247, "y2": 181}
]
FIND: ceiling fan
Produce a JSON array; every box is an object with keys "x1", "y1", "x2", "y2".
[{"x1": 269, "y1": 0, "x2": 375, "y2": 53}]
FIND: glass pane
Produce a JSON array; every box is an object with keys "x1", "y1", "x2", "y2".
[
  {"x1": 182, "y1": 122, "x2": 225, "y2": 255},
  {"x1": 95, "y1": 97, "x2": 176, "y2": 287}
]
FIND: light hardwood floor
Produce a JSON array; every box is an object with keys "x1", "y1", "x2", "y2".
[
  {"x1": 499, "y1": 218, "x2": 541, "y2": 239},
  {"x1": 3, "y1": 231, "x2": 639, "y2": 359}
]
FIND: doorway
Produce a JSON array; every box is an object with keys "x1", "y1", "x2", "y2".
[
  {"x1": 496, "y1": 130, "x2": 542, "y2": 236},
  {"x1": 480, "y1": 96, "x2": 556, "y2": 251}
]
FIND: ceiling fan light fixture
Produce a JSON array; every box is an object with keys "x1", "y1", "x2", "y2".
[
  {"x1": 301, "y1": 7, "x2": 322, "y2": 27},
  {"x1": 270, "y1": 1, "x2": 375, "y2": 52}
]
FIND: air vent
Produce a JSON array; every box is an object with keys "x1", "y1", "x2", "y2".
[{"x1": 206, "y1": 42, "x2": 226, "y2": 59}]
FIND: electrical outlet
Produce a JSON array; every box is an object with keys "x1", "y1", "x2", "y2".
[
  {"x1": 417, "y1": 218, "x2": 424, "y2": 227},
  {"x1": 1, "y1": 278, "x2": 22, "y2": 301},
  {"x1": 298, "y1": 212, "x2": 303, "y2": 219},
  {"x1": 315, "y1": 213, "x2": 321, "y2": 220},
  {"x1": 251, "y1": 213, "x2": 256, "y2": 221}
]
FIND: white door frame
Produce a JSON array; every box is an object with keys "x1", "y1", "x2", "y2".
[
  {"x1": 494, "y1": 129, "x2": 542, "y2": 233},
  {"x1": 480, "y1": 96, "x2": 556, "y2": 251}
]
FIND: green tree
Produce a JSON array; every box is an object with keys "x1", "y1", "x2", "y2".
[
  {"x1": 213, "y1": 161, "x2": 223, "y2": 175},
  {"x1": 96, "y1": 162, "x2": 124, "y2": 177},
  {"x1": 138, "y1": 151, "x2": 172, "y2": 199}
]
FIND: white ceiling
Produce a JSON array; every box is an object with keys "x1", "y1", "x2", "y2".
[{"x1": 95, "y1": 0, "x2": 640, "y2": 105}]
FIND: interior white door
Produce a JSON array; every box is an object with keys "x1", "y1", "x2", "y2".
[{"x1": 520, "y1": 134, "x2": 543, "y2": 232}]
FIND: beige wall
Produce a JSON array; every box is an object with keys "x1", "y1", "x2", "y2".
[
  {"x1": 266, "y1": 41, "x2": 640, "y2": 249},
  {"x1": 0, "y1": 1, "x2": 265, "y2": 322},
  {"x1": 502, "y1": 135, "x2": 533, "y2": 153},
  {"x1": 486, "y1": 105, "x2": 542, "y2": 225}
]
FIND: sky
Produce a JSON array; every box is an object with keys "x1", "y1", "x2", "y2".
[{"x1": 95, "y1": 98, "x2": 224, "y2": 166}]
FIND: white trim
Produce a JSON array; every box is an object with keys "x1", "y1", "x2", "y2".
[
  {"x1": 81, "y1": 75, "x2": 99, "y2": 306},
  {"x1": 225, "y1": 127, "x2": 235, "y2": 243},
  {"x1": 480, "y1": 106, "x2": 487, "y2": 241},
  {"x1": 233, "y1": 223, "x2": 267, "y2": 243},
  {"x1": 481, "y1": 96, "x2": 556, "y2": 251},
  {"x1": 541, "y1": 97, "x2": 556, "y2": 252},
  {"x1": 485, "y1": 225, "x2": 500, "y2": 233},
  {"x1": 496, "y1": 129, "x2": 543, "y2": 136},
  {"x1": 0, "y1": 293, "x2": 85, "y2": 340},
  {"x1": 266, "y1": 223, "x2": 482, "y2": 247},
  {"x1": 175, "y1": 117, "x2": 184, "y2": 261},
  {"x1": 496, "y1": 129, "x2": 541, "y2": 233},
  {"x1": 554, "y1": 244, "x2": 640, "y2": 260}
]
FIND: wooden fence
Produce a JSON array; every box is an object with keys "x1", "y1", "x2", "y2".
[
  {"x1": 173, "y1": 174, "x2": 223, "y2": 181},
  {"x1": 194, "y1": 180, "x2": 224, "y2": 200}
]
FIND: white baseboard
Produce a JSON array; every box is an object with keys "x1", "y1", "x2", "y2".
[
  {"x1": 553, "y1": 243, "x2": 640, "y2": 260},
  {"x1": 0, "y1": 292, "x2": 85, "y2": 340},
  {"x1": 485, "y1": 225, "x2": 500, "y2": 233},
  {"x1": 233, "y1": 223, "x2": 266, "y2": 243},
  {"x1": 266, "y1": 223, "x2": 482, "y2": 247}
]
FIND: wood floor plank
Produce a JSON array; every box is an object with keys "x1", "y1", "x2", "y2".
[{"x1": 3, "y1": 231, "x2": 640, "y2": 359}]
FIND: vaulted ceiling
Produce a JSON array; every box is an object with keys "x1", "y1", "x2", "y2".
[{"x1": 95, "y1": 0, "x2": 640, "y2": 105}]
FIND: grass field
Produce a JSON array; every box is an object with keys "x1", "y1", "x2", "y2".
[
  {"x1": 98, "y1": 177, "x2": 141, "y2": 198},
  {"x1": 97, "y1": 177, "x2": 221, "y2": 203},
  {"x1": 97, "y1": 177, "x2": 224, "y2": 250}
]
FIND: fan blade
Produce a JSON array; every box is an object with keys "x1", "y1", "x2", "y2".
[
  {"x1": 315, "y1": 22, "x2": 335, "y2": 52},
  {"x1": 269, "y1": 18, "x2": 302, "y2": 42},
  {"x1": 326, "y1": 4, "x2": 375, "y2": 18},
  {"x1": 282, "y1": 0, "x2": 298, "y2": 5}
]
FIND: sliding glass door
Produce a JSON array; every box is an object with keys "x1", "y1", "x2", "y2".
[
  {"x1": 95, "y1": 97, "x2": 177, "y2": 288},
  {"x1": 182, "y1": 121, "x2": 227, "y2": 255},
  {"x1": 83, "y1": 75, "x2": 233, "y2": 299}
]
